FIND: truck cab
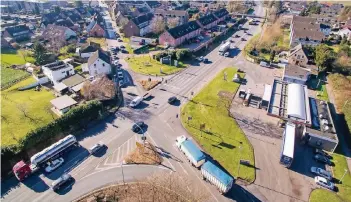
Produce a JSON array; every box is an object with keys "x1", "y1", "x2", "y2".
[
  {"x1": 13, "y1": 161, "x2": 38, "y2": 181},
  {"x1": 176, "y1": 135, "x2": 187, "y2": 148}
]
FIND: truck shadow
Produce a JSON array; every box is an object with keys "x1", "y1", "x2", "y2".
[
  {"x1": 22, "y1": 173, "x2": 50, "y2": 193},
  {"x1": 226, "y1": 184, "x2": 262, "y2": 202}
]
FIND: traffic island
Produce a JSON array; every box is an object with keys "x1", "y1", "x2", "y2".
[
  {"x1": 124, "y1": 142, "x2": 162, "y2": 165},
  {"x1": 180, "y1": 67, "x2": 256, "y2": 183}
]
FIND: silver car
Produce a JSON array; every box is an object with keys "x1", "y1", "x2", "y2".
[
  {"x1": 314, "y1": 176, "x2": 335, "y2": 191},
  {"x1": 311, "y1": 167, "x2": 332, "y2": 180}
]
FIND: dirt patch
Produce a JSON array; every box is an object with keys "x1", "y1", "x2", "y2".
[
  {"x1": 138, "y1": 80, "x2": 161, "y2": 91},
  {"x1": 124, "y1": 142, "x2": 162, "y2": 165}
]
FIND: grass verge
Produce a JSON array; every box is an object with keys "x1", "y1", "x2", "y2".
[
  {"x1": 1, "y1": 77, "x2": 56, "y2": 146},
  {"x1": 126, "y1": 55, "x2": 186, "y2": 76},
  {"x1": 180, "y1": 67, "x2": 255, "y2": 182}
]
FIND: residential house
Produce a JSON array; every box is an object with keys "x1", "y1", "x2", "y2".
[
  {"x1": 287, "y1": 2, "x2": 306, "y2": 15},
  {"x1": 320, "y1": 3, "x2": 343, "y2": 16},
  {"x1": 3, "y1": 25, "x2": 31, "y2": 42},
  {"x1": 283, "y1": 64, "x2": 311, "y2": 85},
  {"x1": 289, "y1": 16, "x2": 328, "y2": 47},
  {"x1": 337, "y1": 27, "x2": 351, "y2": 41},
  {"x1": 288, "y1": 44, "x2": 309, "y2": 67},
  {"x1": 154, "y1": 9, "x2": 189, "y2": 25},
  {"x1": 213, "y1": 8, "x2": 229, "y2": 22},
  {"x1": 115, "y1": 11, "x2": 129, "y2": 27},
  {"x1": 42, "y1": 24, "x2": 77, "y2": 45},
  {"x1": 42, "y1": 60, "x2": 75, "y2": 84},
  {"x1": 159, "y1": 21, "x2": 201, "y2": 47},
  {"x1": 87, "y1": 20, "x2": 105, "y2": 37},
  {"x1": 197, "y1": 14, "x2": 218, "y2": 29},
  {"x1": 123, "y1": 13, "x2": 153, "y2": 37},
  {"x1": 87, "y1": 50, "x2": 111, "y2": 77},
  {"x1": 50, "y1": 95, "x2": 77, "y2": 116},
  {"x1": 78, "y1": 43, "x2": 100, "y2": 58},
  {"x1": 145, "y1": 1, "x2": 162, "y2": 10}
]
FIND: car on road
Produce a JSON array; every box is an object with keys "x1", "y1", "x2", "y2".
[
  {"x1": 117, "y1": 38, "x2": 123, "y2": 42},
  {"x1": 234, "y1": 34, "x2": 240, "y2": 38},
  {"x1": 51, "y1": 173, "x2": 73, "y2": 191},
  {"x1": 204, "y1": 58, "x2": 209, "y2": 63},
  {"x1": 45, "y1": 158, "x2": 64, "y2": 173},
  {"x1": 314, "y1": 148, "x2": 332, "y2": 159},
  {"x1": 120, "y1": 45, "x2": 125, "y2": 49},
  {"x1": 241, "y1": 38, "x2": 246, "y2": 41},
  {"x1": 224, "y1": 52, "x2": 230, "y2": 57},
  {"x1": 198, "y1": 56, "x2": 204, "y2": 62},
  {"x1": 260, "y1": 61, "x2": 271, "y2": 68},
  {"x1": 314, "y1": 176, "x2": 335, "y2": 191},
  {"x1": 311, "y1": 167, "x2": 332, "y2": 180},
  {"x1": 314, "y1": 154, "x2": 333, "y2": 166},
  {"x1": 168, "y1": 96, "x2": 177, "y2": 104},
  {"x1": 113, "y1": 60, "x2": 119, "y2": 66},
  {"x1": 117, "y1": 71, "x2": 123, "y2": 79},
  {"x1": 132, "y1": 121, "x2": 145, "y2": 133},
  {"x1": 90, "y1": 143, "x2": 105, "y2": 154},
  {"x1": 129, "y1": 96, "x2": 143, "y2": 108}
]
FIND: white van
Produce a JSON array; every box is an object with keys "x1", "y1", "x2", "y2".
[{"x1": 129, "y1": 96, "x2": 143, "y2": 108}]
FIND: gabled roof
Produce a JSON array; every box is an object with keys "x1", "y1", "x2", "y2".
[
  {"x1": 55, "y1": 19, "x2": 74, "y2": 28},
  {"x1": 42, "y1": 12, "x2": 62, "y2": 24},
  {"x1": 5, "y1": 25, "x2": 30, "y2": 36},
  {"x1": 290, "y1": 43, "x2": 306, "y2": 56},
  {"x1": 42, "y1": 24, "x2": 74, "y2": 40},
  {"x1": 154, "y1": 9, "x2": 188, "y2": 17},
  {"x1": 61, "y1": 74, "x2": 85, "y2": 88},
  {"x1": 167, "y1": 20, "x2": 201, "y2": 39},
  {"x1": 67, "y1": 13, "x2": 82, "y2": 23},
  {"x1": 213, "y1": 8, "x2": 229, "y2": 19},
  {"x1": 197, "y1": 14, "x2": 217, "y2": 26},
  {"x1": 146, "y1": 1, "x2": 161, "y2": 8},
  {"x1": 88, "y1": 50, "x2": 110, "y2": 67},
  {"x1": 80, "y1": 45, "x2": 98, "y2": 53},
  {"x1": 131, "y1": 13, "x2": 153, "y2": 28}
]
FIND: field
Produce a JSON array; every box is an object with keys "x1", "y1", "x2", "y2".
[
  {"x1": 1, "y1": 67, "x2": 29, "y2": 87},
  {"x1": 126, "y1": 56, "x2": 186, "y2": 76},
  {"x1": 1, "y1": 77, "x2": 56, "y2": 146},
  {"x1": 180, "y1": 67, "x2": 255, "y2": 182}
]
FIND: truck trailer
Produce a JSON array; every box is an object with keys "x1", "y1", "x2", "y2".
[
  {"x1": 13, "y1": 135, "x2": 78, "y2": 181},
  {"x1": 218, "y1": 41, "x2": 231, "y2": 56},
  {"x1": 176, "y1": 135, "x2": 206, "y2": 168},
  {"x1": 201, "y1": 161, "x2": 234, "y2": 194}
]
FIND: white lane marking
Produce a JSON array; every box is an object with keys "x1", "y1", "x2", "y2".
[
  {"x1": 177, "y1": 162, "x2": 189, "y2": 175},
  {"x1": 127, "y1": 137, "x2": 130, "y2": 154},
  {"x1": 116, "y1": 147, "x2": 121, "y2": 163}
]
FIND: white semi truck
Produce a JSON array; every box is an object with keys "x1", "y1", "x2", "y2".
[
  {"x1": 201, "y1": 161, "x2": 234, "y2": 194},
  {"x1": 175, "y1": 135, "x2": 206, "y2": 168},
  {"x1": 219, "y1": 41, "x2": 231, "y2": 56}
]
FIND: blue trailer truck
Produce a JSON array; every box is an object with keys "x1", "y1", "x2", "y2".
[
  {"x1": 175, "y1": 135, "x2": 206, "y2": 168},
  {"x1": 201, "y1": 161, "x2": 234, "y2": 194}
]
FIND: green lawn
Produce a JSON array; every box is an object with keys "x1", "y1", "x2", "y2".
[
  {"x1": 58, "y1": 45, "x2": 76, "y2": 60},
  {"x1": 1, "y1": 77, "x2": 56, "y2": 146},
  {"x1": 126, "y1": 56, "x2": 186, "y2": 76},
  {"x1": 1, "y1": 67, "x2": 29, "y2": 87},
  {"x1": 181, "y1": 67, "x2": 255, "y2": 182},
  {"x1": 310, "y1": 189, "x2": 343, "y2": 202}
]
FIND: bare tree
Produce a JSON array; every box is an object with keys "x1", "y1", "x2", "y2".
[
  {"x1": 227, "y1": 1, "x2": 246, "y2": 13},
  {"x1": 151, "y1": 16, "x2": 166, "y2": 35},
  {"x1": 167, "y1": 17, "x2": 180, "y2": 29},
  {"x1": 81, "y1": 75, "x2": 116, "y2": 101}
]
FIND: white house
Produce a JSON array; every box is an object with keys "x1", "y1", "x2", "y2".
[
  {"x1": 42, "y1": 60, "x2": 75, "y2": 84},
  {"x1": 337, "y1": 27, "x2": 351, "y2": 40},
  {"x1": 79, "y1": 45, "x2": 99, "y2": 58},
  {"x1": 87, "y1": 50, "x2": 111, "y2": 77},
  {"x1": 283, "y1": 64, "x2": 311, "y2": 85}
]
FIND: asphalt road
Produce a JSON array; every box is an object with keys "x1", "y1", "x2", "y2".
[{"x1": 1, "y1": 3, "x2": 266, "y2": 202}]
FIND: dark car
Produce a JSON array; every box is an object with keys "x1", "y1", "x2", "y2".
[
  {"x1": 51, "y1": 173, "x2": 73, "y2": 191},
  {"x1": 314, "y1": 154, "x2": 333, "y2": 166},
  {"x1": 204, "y1": 58, "x2": 209, "y2": 63},
  {"x1": 241, "y1": 38, "x2": 246, "y2": 41},
  {"x1": 132, "y1": 122, "x2": 145, "y2": 133},
  {"x1": 234, "y1": 34, "x2": 240, "y2": 38},
  {"x1": 120, "y1": 45, "x2": 125, "y2": 49},
  {"x1": 168, "y1": 96, "x2": 177, "y2": 104},
  {"x1": 314, "y1": 148, "x2": 332, "y2": 159}
]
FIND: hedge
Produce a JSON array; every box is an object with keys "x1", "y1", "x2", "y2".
[{"x1": 1, "y1": 100, "x2": 104, "y2": 176}]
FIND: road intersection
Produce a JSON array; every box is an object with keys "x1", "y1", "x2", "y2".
[{"x1": 1, "y1": 3, "x2": 266, "y2": 202}]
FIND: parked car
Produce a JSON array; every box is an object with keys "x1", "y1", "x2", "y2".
[
  {"x1": 234, "y1": 34, "x2": 240, "y2": 38},
  {"x1": 204, "y1": 58, "x2": 209, "y2": 63},
  {"x1": 51, "y1": 173, "x2": 73, "y2": 191},
  {"x1": 224, "y1": 52, "x2": 230, "y2": 57},
  {"x1": 241, "y1": 38, "x2": 246, "y2": 41},
  {"x1": 311, "y1": 167, "x2": 332, "y2": 180},
  {"x1": 117, "y1": 38, "x2": 123, "y2": 42},
  {"x1": 260, "y1": 61, "x2": 271, "y2": 68},
  {"x1": 168, "y1": 96, "x2": 177, "y2": 104},
  {"x1": 232, "y1": 74, "x2": 241, "y2": 83},
  {"x1": 198, "y1": 56, "x2": 204, "y2": 62},
  {"x1": 314, "y1": 154, "x2": 333, "y2": 166},
  {"x1": 119, "y1": 80, "x2": 124, "y2": 87},
  {"x1": 113, "y1": 60, "x2": 119, "y2": 66},
  {"x1": 314, "y1": 148, "x2": 332, "y2": 159},
  {"x1": 117, "y1": 71, "x2": 123, "y2": 79},
  {"x1": 120, "y1": 45, "x2": 125, "y2": 49},
  {"x1": 45, "y1": 158, "x2": 64, "y2": 173},
  {"x1": 90, "y1": 143, "x2": 105, "y2": 154},
  {"x1": 314, "y1": 176, "x2": 335, "y2": 191},
  {"x1": 132, "y1": 121, "x2": 145, "y2": 133}
]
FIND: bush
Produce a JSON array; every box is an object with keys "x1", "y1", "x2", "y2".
[{"x1": 1, "y1": 100, "x2": 104, "y2": 177}]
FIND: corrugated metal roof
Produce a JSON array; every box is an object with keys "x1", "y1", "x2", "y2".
[{"x1": 202, "y1": 161, "x2": 233, "y2": 185}]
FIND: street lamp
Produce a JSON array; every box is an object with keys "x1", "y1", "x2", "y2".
[{"x1": 340, "y1": 168, "x2": 348, "y2": 184}]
